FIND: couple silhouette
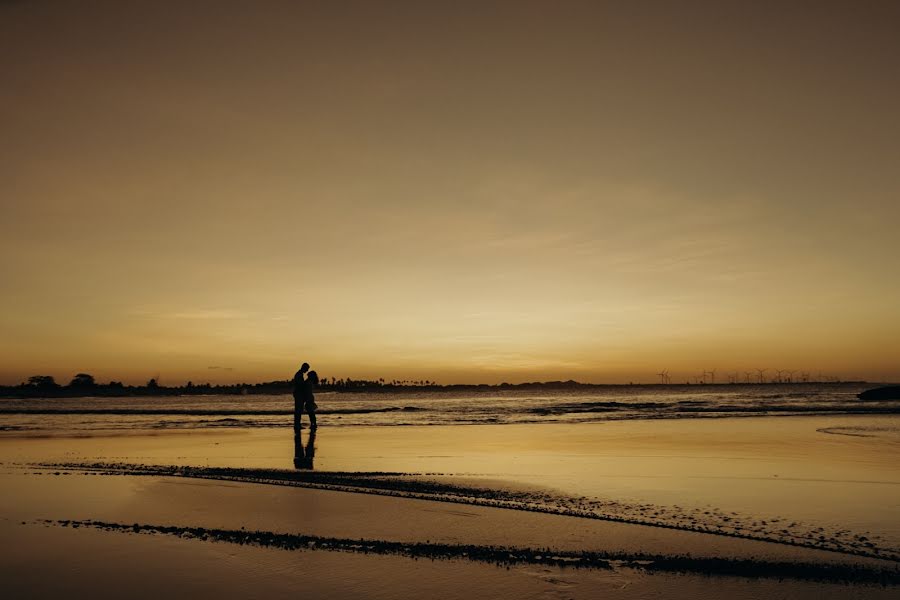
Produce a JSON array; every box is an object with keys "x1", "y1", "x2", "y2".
[{"x1": 292, "y1": 362, "x2": 319, "y2": 469}]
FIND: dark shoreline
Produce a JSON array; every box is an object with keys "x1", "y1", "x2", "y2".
[
  {"x1": 42, "y1": 519, "x2": 900, "y2": 585},
  {"x1": 0, "y1": 380, "x2": 875, "y2": 400},
  {"x1": 2, "y1": 405, "x2": 899, "y2": 417}
]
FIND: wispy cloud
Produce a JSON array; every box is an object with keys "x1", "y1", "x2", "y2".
[
  {"x1": 169, "y1": 309, "x2": 247, "y2": 320},
  {"x1": 129, "y1": 307, "x2": 249, "y2": 321}
]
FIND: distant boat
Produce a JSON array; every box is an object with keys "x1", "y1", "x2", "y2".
[{"x1": 857, "y1": 385, "x2": 900, "y2": 400}]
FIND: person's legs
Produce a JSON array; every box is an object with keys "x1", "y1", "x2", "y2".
[{"x1": 308, "y1": 409, "x2": 317, "y2": 429}]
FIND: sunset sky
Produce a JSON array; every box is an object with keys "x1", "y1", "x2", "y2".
[{"x1": 1, "y1": 1, "x2": 898, "y2": 385}]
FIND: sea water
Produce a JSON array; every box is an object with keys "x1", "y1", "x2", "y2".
[{"x1": 1, "y1": 383, "x2": 896, "y2": 433}]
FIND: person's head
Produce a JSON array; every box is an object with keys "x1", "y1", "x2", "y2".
[
  {"x1": 300, "y1": 362, "x2": 310, "y2": 373},
  {"x1": 307, "y1": 370, "x2": 319, "y2": 385}
]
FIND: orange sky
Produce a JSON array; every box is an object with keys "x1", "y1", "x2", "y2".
[{"x1": 1, "y1": 1, "x2": 898, "y2": 385}]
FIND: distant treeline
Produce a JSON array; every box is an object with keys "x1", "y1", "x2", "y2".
[{"x1": 0, "y1": 373, "x2": 867, "y2": 399}]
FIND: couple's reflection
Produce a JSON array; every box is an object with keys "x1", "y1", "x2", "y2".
[{"x1": 293, "y1": 427, "x2": 317, "y2": 470}]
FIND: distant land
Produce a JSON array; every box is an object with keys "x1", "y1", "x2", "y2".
[{"x1": 0, "y1": 374, "x2": 871, "y2": 399}]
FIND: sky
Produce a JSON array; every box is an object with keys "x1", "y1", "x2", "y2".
[{"x1": 1, "y1": 1, "x2": 899, "y2": 385}]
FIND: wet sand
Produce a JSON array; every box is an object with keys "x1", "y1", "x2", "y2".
[
  {"x1": 3, "y1": 520, "x2": 895, "y2": 600},
  {"x1": 1, "y1": 416, "x2": 898, "y2": 597},
  {"x1": 3, "y1": 416, "x2": 897, "y2": 544}
]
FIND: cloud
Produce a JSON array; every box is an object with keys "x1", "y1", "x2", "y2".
[
  {"x1": 128, "y1": 307, "x2": 249, "y2": 321},
  {"x1": 169, "y1": 310, "x2": 246, "y2": 320}
]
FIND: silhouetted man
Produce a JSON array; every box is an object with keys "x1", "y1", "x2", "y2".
[{"x1": 292, "y1": 362, "x2": 309, "y2": 467}]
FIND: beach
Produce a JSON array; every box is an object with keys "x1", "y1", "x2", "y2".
[
  {"x1": 1, "y1": 408, "x2": 898, "y2": 598},
  {"x1": 5, "y1": 0, "x2": 900, "y2": 596}
]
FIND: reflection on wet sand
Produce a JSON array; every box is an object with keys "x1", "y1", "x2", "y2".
[{"x1": 294, "y1": 428, "x2": 317, "y2": 470}]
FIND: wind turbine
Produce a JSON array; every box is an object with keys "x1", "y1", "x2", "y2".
[
  {"x1": 743, "y1": 371, "x2": 753, "y2": 384},
  {"x1": 755, "y1": 368, "x2": 768, "y2": 384},
  {"x1": 657, "y1": 370, "x2": 669, "y2": 385},
  {"x1": 774, "y1": 369, "x2": 786, "y2": 383},
  {"x1": 787, "y1": 369, "x2": 798, "y2": 383},
  {"x1": 706, "y1": 369, "x2": 717, "y2": 385}
]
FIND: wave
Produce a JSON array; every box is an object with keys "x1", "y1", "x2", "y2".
[
  {"x1": 0, "y1": 406, "x2": 426, "y2": 416},
  {"x1": 528, "y1": 401, "x2": 900, "y2": 417},
  {"x1": 529, "y1": 401, "x2": 668, "y2": 414}
]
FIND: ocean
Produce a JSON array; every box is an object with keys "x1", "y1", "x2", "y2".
[{"x1": 1, "y1": 382, "x2": 896, "y2": 433}]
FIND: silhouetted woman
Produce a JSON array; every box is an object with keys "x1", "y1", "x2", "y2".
[{"x1": 304, "y1": 370, "x2": 319, "y2": 430}]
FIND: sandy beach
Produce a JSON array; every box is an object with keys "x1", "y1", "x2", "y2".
[{"x1": 2, "y1": 415, "x2": 898, "y2": 598}]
